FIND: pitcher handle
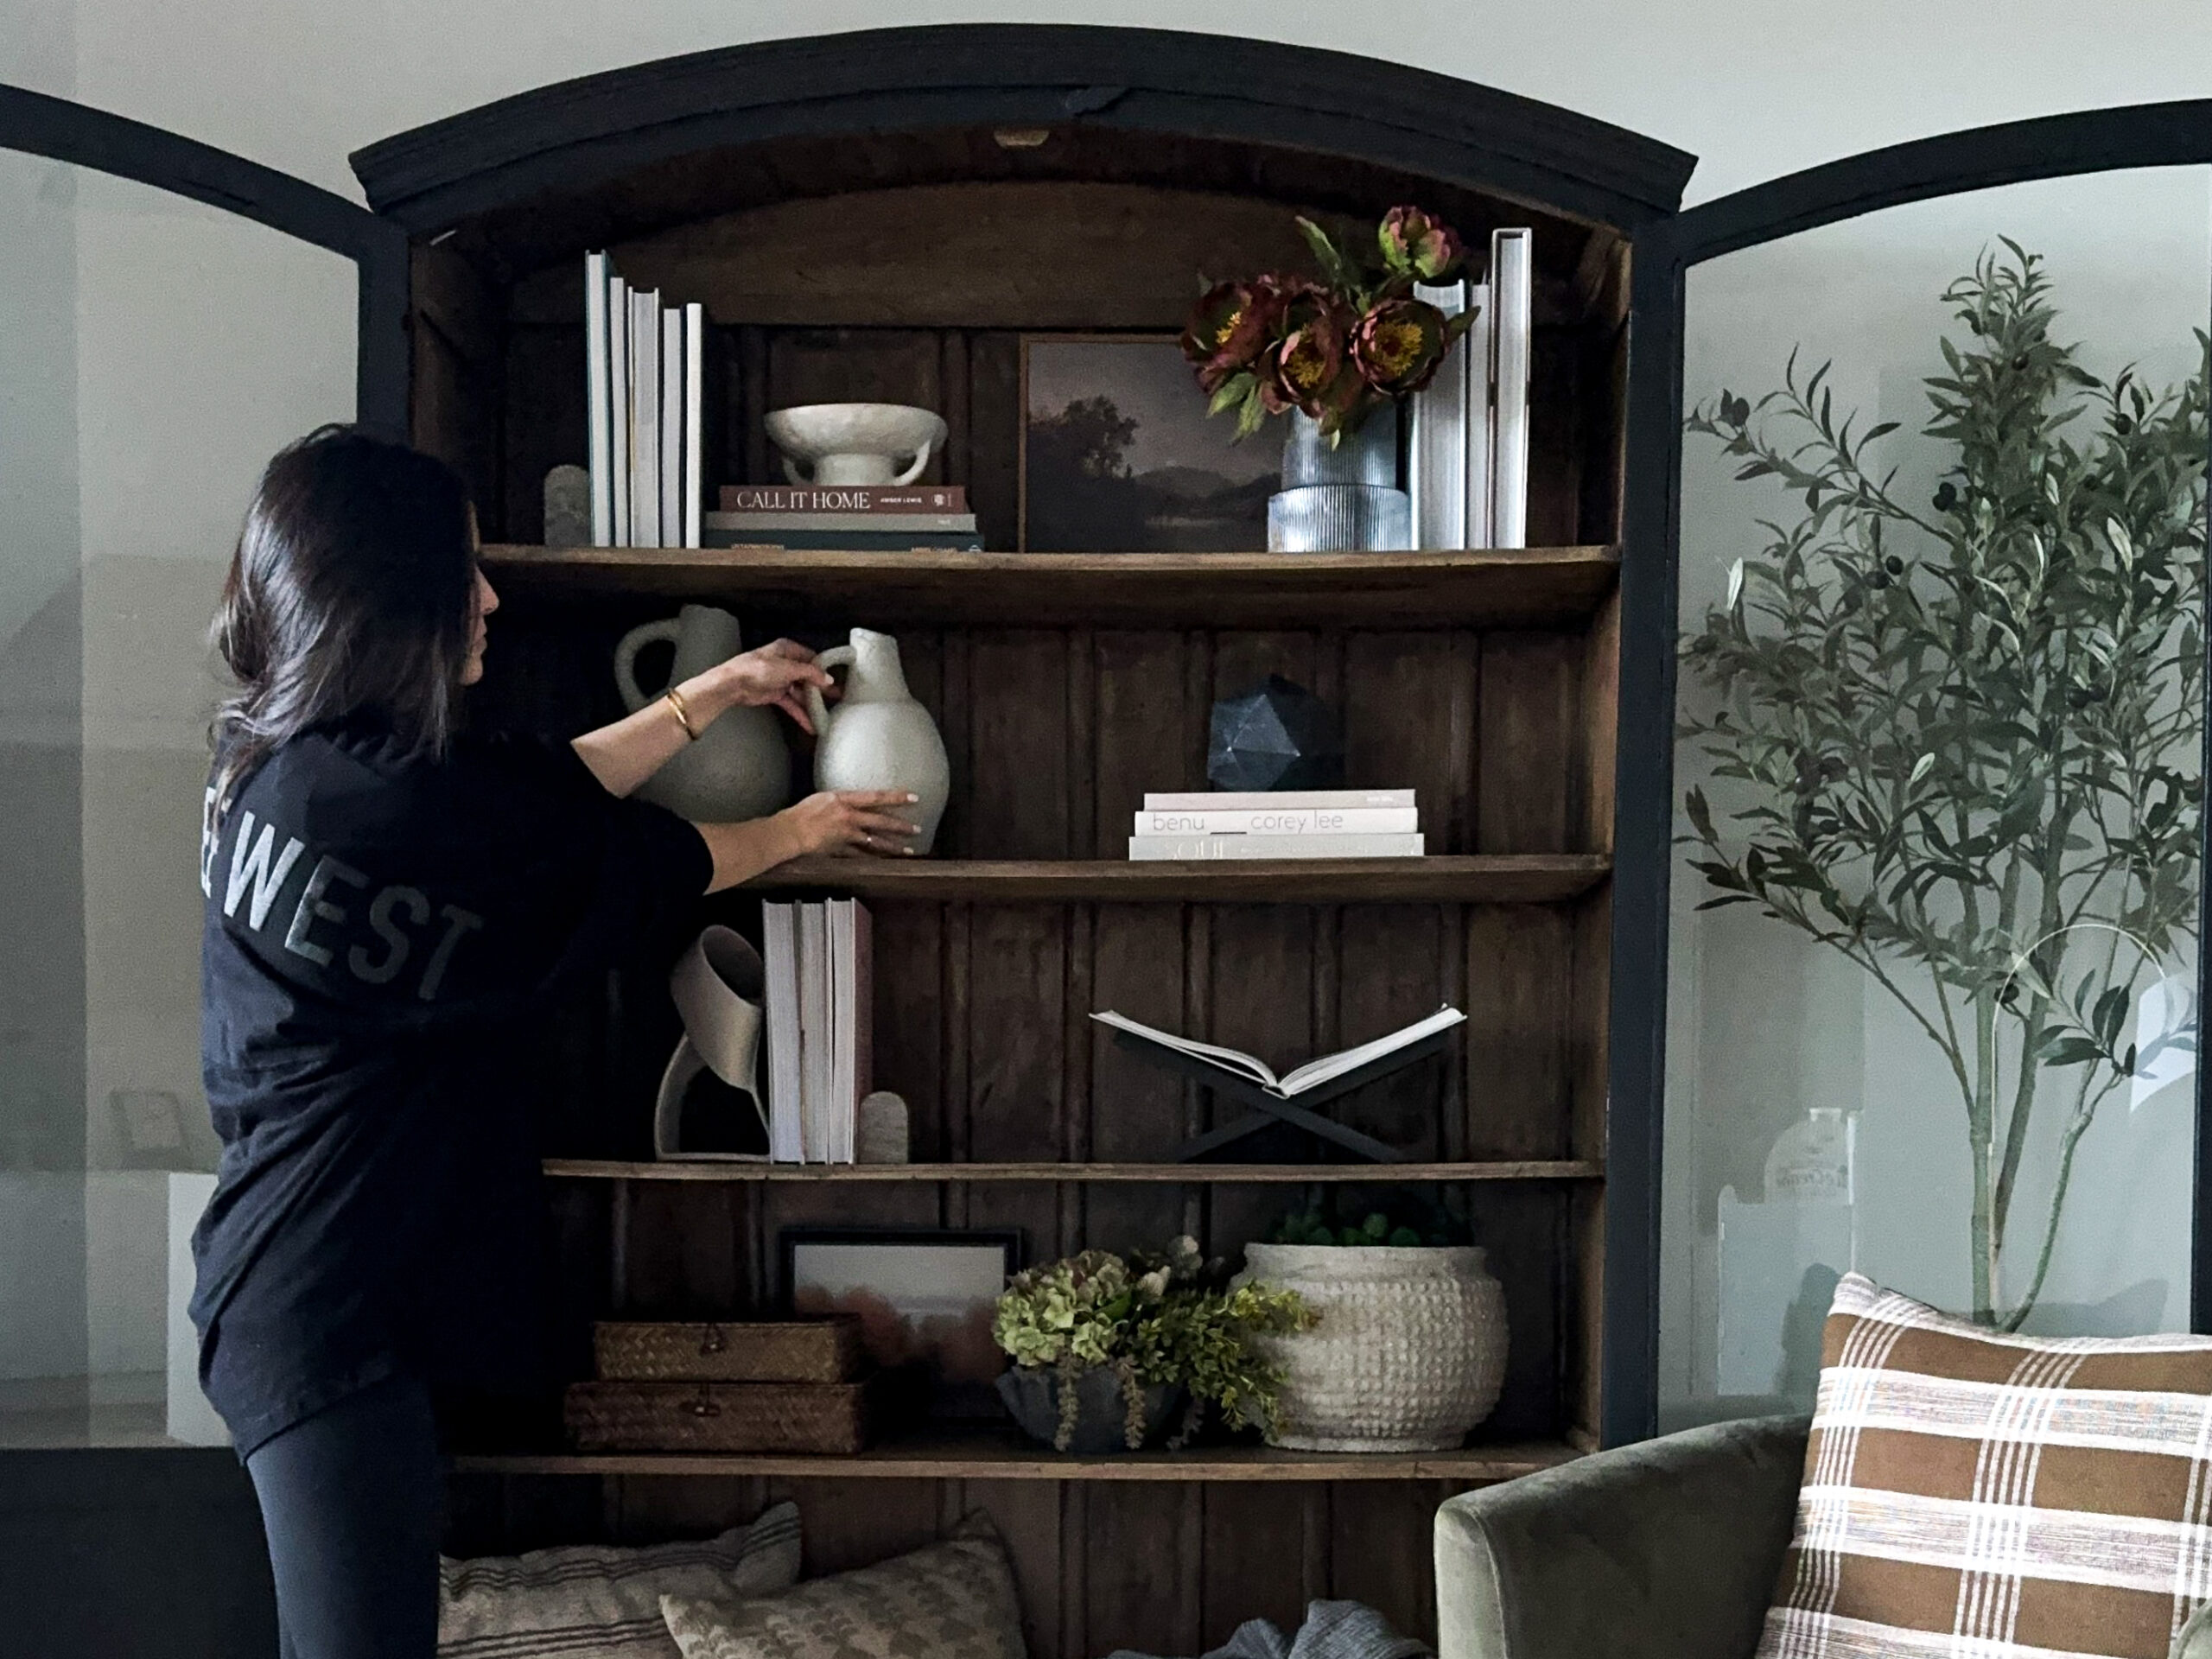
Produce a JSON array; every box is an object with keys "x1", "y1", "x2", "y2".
[
  {"x1": 614, "y1": 618, "x2": 684, "y2": 711},
  {"x1": 779, "y1": 453, "x2": 815, "y2": 486},
  {"x1": 887, "y1": 435, "x2": 937, "y2": 487},
  {"x1": 803, "y1": 644, "x2": 857, "y2": 735}
]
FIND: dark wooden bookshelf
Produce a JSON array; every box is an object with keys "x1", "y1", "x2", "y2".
[
  {"x1": 452, "y1": 1431, "x2": 1582, "y2": 1484},
  {"x1": 743, "y1": 853, "x2": 1610, "y2": 903},
  {"x1": 480, "y1": 543, "x2": 1619, "y2": 629},
  {"x1": 542, "y1": 1158, "x2": 1605, "y2": 1182}
]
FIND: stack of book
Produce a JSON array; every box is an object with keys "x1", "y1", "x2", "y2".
[
  {"x1": 1405, "y1": 226, "x2": 1533, "y2": 550},
  {"x1": 703, "y1": 484, "x2": 983, "y2": 551},
  {"x1": 761, "y1": 899, "x2": 874, "y2": 1162},
  {"x1": 1128, "y1": 789, "x2": 1423, "y2": 861},
  {"x1": 584, "y1": 251, "x2": 704, "y2": 549}
]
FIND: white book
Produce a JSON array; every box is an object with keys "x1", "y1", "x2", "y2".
[
  {"x1": 829, "y1": 898, "x2": 873, "y2": 1165},
  {"x1": 1128, "y1": 832, "x2": 1424, "y2": 861},
  {"x1": 683, "y1": 302, "x2": 705, "y2": 550},
  {"x1": 1407, "y1": 277, "x2": 1468, "y2": 550},
  {"x1": 1090, "y1": 1006, "x2": 1465, "y2": 1100},
  {"x1": 1465, "y1": 281, "x2": 1494, "y2": 549},
  {"x1": 629, "y1": 288, "x2": 661, "y2": 549},
  {"x1": 660, "y1": 307, "x2": 684, "y2": 548},
  {"x1": 1489, "y1": 232, "x2": 1532, "y2": 549},
  {"x1": 762, "y1": 902, "x2": 802, "y2": 1162},
  {"x1": 1136, "y1": 806, "x2": 1417, "y2": 836},
  {"x1": 1143, "y1": 788, "x2": 1414, "y2": 810},
  {"x1": 584, "y1": 252, "x2": 613, "y2": 546},
  {"x1": 798, "y1": 902, "x2": 831, "y2": 1163},
  {"x1": 607, "y1": 271, "x2": 632, "y2": 546}
]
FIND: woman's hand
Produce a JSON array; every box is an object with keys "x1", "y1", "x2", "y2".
[
  {"x1": 775, "y1": 791, "x2": 924, "y2": 859},
  {"x1": 701, "y1": 639, "x2": 834, "y2": 733}
]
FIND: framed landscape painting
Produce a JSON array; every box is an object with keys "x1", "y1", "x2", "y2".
[{"x1": 1020, "y1": 334, "x2": 1279, "y2": 551}]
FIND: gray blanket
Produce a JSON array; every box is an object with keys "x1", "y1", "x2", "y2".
[{"x1": 1109, "y1": 1599, "x2": 1433, "y2": 1659}]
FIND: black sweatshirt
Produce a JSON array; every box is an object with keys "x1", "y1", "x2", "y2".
[{"x1": 190, "y1": 715, "x2": 709, "y2": 1456}]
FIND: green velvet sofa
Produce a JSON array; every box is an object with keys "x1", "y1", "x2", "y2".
[{"x1": 1434, "y1": 1414, "x2": 2212, "y2": 1659}]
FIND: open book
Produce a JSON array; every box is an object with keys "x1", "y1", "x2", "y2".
[{"x1": 1090, "y1": 1006, "x2": 1465, "y2": 1099}]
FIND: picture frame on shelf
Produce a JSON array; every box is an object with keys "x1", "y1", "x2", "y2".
[
  {"x1": 780, "y1": 1227, "x2": 1022, "y2": 1418},
  {"x1": 1020, "y1": 334, "x2": 1279, "y2": 552}
]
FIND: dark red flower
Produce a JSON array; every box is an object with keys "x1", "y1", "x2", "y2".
[
  {"x1": 1260, "y1": 291, "x2": 1354, "y2": 417},
  {"x1": 1378, "y1": 207, "x2": 1465, "y2": 282},
  {"x1": 1351, "y1": 298, "x2": 1451, "y2": 395},
  {"x1": 1181, "y1": 277, "x2": 1290, "y2": 393}
]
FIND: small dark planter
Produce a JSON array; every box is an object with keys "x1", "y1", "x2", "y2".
[{"x1": 997, "y1": 1366, "x2": 1186, "y2": 1454}]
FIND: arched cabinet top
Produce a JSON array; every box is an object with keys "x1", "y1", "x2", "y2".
[{"x1": 349, "y1": 23, "x2": 1697, "y2": 243}]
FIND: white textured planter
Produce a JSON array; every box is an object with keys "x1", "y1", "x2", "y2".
[{"x1": 1241, "y1": 1243, "x2": 1507, "y2": 1452}]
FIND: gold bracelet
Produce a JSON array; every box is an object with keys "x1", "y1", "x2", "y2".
[{"x1": 663, "y1": 685, "x2": 699, "y2": 741}]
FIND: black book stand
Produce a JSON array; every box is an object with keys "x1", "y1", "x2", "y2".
[{"x1": 1107, "y1": 1026, "x2": 1458, "y2": 1163}]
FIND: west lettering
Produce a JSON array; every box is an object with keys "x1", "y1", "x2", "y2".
[
  {"x1": 283, "y1": 855, "x2": 368, "y2": 967},
  {"x1": 223, "y1": 811, "x2": 307, "y2": 931},
  {"x1": 350, "y1": 885, "x2": 429, "y2": 986},
  {"x1": 417, "y1": 905, "x2": 485, "y2": 1001}
]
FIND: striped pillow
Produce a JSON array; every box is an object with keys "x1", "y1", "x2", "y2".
[
  {"x1": 1758, "y1": 1274, "x2": 2212, "y2": 1659},
  {"x1": 440, "y1": 1499, "x2": 800, "y2": 1658}
]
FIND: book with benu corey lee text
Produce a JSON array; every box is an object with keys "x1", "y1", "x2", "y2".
[
  {"x1": 1090, "y1": 1007, "x2": 1465, "y2": 1099},
  {"x1": 1128, "y1": 833, "x2": 1424, "y2": 860},
  {"x1": 1135, "y1": 807, "x2": 1417, "y2": 836}
]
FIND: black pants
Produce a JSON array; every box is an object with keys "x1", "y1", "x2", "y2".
[{"x1": 244, "y1": 1373, "x2": 442, "y2": 1659}]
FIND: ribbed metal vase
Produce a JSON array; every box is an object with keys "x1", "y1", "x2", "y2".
[{"x1": 1267, "y1": 407, "x2": 1411, "y2": 552}]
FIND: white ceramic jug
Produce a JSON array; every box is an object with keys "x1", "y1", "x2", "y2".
[
  {"x1": 802, "y1": 627, "x2": 951, "y2": 854},
  {"x1": 614, "y1": 605, "x2": 792, "y2": 822}
]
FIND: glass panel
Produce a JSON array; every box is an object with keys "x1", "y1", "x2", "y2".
[
  {"x1": 1662, "y1": 167, "x2": 2212, "y2": 1429},
  {"x1": 0, "y1": 152, "x2": 354, "y2": 1446}
]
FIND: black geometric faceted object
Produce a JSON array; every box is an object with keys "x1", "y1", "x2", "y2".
[{"x1": 1207, "y1": 675, "x2": 1345, "y2": 793}]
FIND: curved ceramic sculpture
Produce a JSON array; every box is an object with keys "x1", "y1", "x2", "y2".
[
  {"x1": 802, "y1": 627, "x2": 951, "y2": 854},
  {"x1": 766, "y1": 403, "x2": 948, "y2": 488}
]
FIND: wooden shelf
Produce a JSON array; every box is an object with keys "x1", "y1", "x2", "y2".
[
  {"x1": 480, "y1": 544, "x2": 1619, "y2": 629},
  {"x1": 742, "y1": 854, "x2": 1610, "y2": 903},
  {"x1": 451, "y1": 1430, "x2": 1580, "y2": 1484},
  {"x1": 543, "y1": 1159, "x2": 1603, "y2": 1183}
]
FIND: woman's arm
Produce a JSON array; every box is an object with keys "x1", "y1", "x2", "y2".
[
  {"x1": 572, "y1": 638, "x2": 828, "y2": 798},
  {"x1": 697, "y1": 790, "x2": 923, "y2": 893}
]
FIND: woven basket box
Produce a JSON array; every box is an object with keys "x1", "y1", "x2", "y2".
[
  {"x1": 590, "y1": 1319, "x2": 861, "y2": 1384},
  {"x1": 564, "y1": 1377, "x2": 877, "y2": 1454}
]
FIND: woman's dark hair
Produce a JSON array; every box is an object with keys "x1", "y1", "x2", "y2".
[{"x1": 211, "y1": 425, "x2": 476, "y2": 804}]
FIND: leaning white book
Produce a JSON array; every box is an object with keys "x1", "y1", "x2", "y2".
[
  {"x1": 1135, "y1": 807, "x2": 1418, "y2": 836},
  {"x1": 1128, "y1": 833, "x2": 1424, "y2": 861},
  {"x1": 797, "y1": 901, "x2": 831, "y2": 1163},
  {"x1": 1142, "y1": 788, "x2": 1414, "y2": 810},
  {"x1": 584, "y1": 251, "x2": 613, "y2": 546},
  {"x1": 607, "y1": 270, "x2": 632, "y2": 546},
  {"x1": 659, "y1": 306, "x2": 684, "y2": 549},
  {"x1": 1407, "y1": 276, "x2": 1468, "y2": 549},
  {"x1": 1464, "y1": 280, "x2": 1494, "y2": 548},
  {"x1": 1488, "y1": 231, "x2": 1532, "y2": 549},
  {"x1": 629, "y1": 287, "x2": 661, "y2": 549},
  {"x1": 683, "y1": 302, "x2": 705, "y2": 549}
]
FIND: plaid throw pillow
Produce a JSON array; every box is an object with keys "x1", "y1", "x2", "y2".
[{"x1": 1758, "y1": 1274, "x2": 2212, "y2": 1659}]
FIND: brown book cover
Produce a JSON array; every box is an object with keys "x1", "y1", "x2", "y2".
[{"x1": 718, "y1": 484, "x2": 967, "y2": 514}]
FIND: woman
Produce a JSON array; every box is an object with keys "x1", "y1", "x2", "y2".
[{"x1": 190, "y1": 426, "x2": 918, "y2": 1659}]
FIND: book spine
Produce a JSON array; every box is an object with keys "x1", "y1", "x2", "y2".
[
  {"x1": 607, "y1": 272, "x2": 631, "y2": 546},
  {"x1": 716, "y1": 485, "x2": 968, "y2": 514},
  {"x1": 683, "y1": 302, "x2": 704, "y2": 550},
  {"x1": 1135, "y1": 807, "x2": 1418, "y2": 836},
  {"x1": 1142, "y1": 788, "x2": 1416, "y2": 810},
  {"x1": 1489, "y1": 232, "x2": 1532, "y2": 549},
  {"x1": 763, "y1": 903, "x2": 801, "y2": 1163},
  {"x1": 584, "y1": 252, "x2": 612, "y2": 547},
  {"x1": 703, "y1": 512, "x2": 980, "y2": 532},
  {"x1": 1465, "y1": 281, "x2": 1494, "y2": 549},
  {"x1": 1128, "y1": 833, "x2": 1425, "y2": 860},
  {"x1": 629, "y1": 289, "x2": 659, "y2": 548},
  {"x1": 1408, "y1": 277, "x2": 1468, "y2": 550},
  {"x1": 703, "y1": 531, "x2": 985, "y2": 552},
  {"x1": 660, "y1": 306, "x2": 683, "y2": 549}
]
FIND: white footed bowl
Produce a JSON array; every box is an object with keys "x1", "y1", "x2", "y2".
[{"x1": 766, "y1": 403, "x2": 948, "y2": 487}]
